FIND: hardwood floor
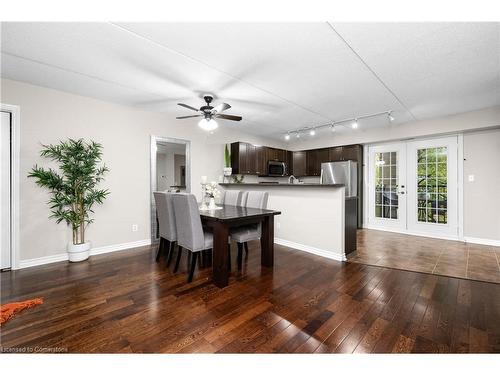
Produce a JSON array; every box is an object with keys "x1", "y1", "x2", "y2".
[
  {"x1": 1, "y1": 241, "x2": 500, "y2": 353},
  {"x1": 349, "y1": 229, "x2": 500, "y2": 284}
]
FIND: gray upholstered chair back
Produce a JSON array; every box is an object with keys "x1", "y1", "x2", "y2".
[
  {"x1": 239, "y1": 191, "x2": 249, "y2": 207},
  {"x1": 246, "y1": 191, "x2": 269, "y2": 209},
  {"x1": 153, "y1": 191, "x2": 177, "y2": 241},
  {"x1": 223, "y1": 190, "x2": 242, "y2": 206},
  {"x1": 172, "y1": 193, "x2": 205, "y2": 252}
]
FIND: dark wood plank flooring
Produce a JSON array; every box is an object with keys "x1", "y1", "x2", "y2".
[{"x1": 1, "y1": 242, "x2": 500, "y2": 353}]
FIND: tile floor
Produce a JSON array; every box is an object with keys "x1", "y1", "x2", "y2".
[{"x1": 348, "y1": 229, "x2": 500, "y2": 283}]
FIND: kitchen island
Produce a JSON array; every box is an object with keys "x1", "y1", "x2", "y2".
[{"x1": 220, "y1": 182, "x2": 356, "y2": 261}]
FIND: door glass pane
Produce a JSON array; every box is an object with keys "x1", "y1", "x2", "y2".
[
  {"x1": 374, "y1": 151, "x2": 398, "y2": 219},
  {"x1": 416, "y1": 146, "x2": 448, "y2": 224}
]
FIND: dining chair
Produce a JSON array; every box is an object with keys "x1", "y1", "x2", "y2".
[
  {"x1": 153, "y1": 192, "x2": 178, "y2": 266},
  {"x1": 223, "y1": 190, "x2": 242, "y2": 206},
  {"x1": 239, "y1": 191, "x2": 249, "y2": 207},
  {"x1": 172, "y1": 193, "x2": 213, "y2": 282},
  {"x1": 230, "y1": 191, "x2": 269, "y2": 269}
]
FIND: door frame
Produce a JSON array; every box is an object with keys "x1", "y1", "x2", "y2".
[
  {"x1": 149, "y1": 135, "x2": 191, "y2": 243},
  {"x1": 0, "y1": 103, "x2": 20, "y2": 270},
  {"x1": 363, "y1": 133, "x2": 464, "y2": 242}
]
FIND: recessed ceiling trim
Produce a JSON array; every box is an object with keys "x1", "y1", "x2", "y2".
[
  {"x1": 110, "y1": 22, "x2": 335, "y2": 123},
  {"x1": 326, "y1": 22, "x2": 418, "y2": 121}
]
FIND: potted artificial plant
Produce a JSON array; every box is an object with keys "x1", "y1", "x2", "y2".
[
  {"x1": 223, "y1": 144, "x2": 232, "y2": 177},
  {"x1": 28, "y1": 139, "x2": 110, "y2": 262}
]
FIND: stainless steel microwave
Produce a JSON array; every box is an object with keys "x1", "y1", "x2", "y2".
[{"x1": 268, "y1": 161, "x2": 287, "y2": 176}]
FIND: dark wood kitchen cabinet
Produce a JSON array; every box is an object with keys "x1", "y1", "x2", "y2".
[
  {"x1": 231, "y1": 142, "x2": 256, "y2": 175},
  {"x1": 306, "y1": 148, "x2": 329, "y2": 176},
  {"x1": 231, "y1": 142, "x2": 288, "y2": 175},
  {"x1": 292, "y1": 151, "x2": 307, "y2": 176}
]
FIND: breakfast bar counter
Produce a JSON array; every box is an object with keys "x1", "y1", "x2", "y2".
[{"x1": 220, "y1": 182, "x2": 349, "y2": 261}]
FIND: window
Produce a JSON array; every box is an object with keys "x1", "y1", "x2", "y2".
[{"x1": 417, "y1": 147, "x2": 447, "y2": 224}]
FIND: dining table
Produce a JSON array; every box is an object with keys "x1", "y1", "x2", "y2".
[{"x1": 199, "y1": 204, "x2": 281, "y2": 288}]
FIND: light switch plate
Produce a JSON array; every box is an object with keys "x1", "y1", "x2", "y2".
[{"x1": 468, "y1": 174, "x2": 475, "y2": 182}]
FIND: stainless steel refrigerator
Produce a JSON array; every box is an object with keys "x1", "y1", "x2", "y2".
[{"x1": 320, "y1": 161, "x2": 358, "y2": 197}]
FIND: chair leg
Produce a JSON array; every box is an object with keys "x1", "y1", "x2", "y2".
[
  {"x1": 237, "y1": 242, "x2": 243, "y2": 270},
  {"x1": 167, "y1": 242, "x2": 175, "y2": 266},
  {"x1": 188, "y1": 252, "x2": 198, "y2": 282},
  {"x1": 155, "y1": 238, "x2": 164, "y2": 262},
  {"x1": 174, "y1": 246, "x2": 183, "y2": 273},
  {"x1": 244, "y1": 242, "x2": 249, "y2": 256},
  {"x1": 164, "y1": 239, "x2": 171, "y2": 260}
]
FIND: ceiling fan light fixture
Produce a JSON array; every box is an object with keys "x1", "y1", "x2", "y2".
[{"x1": 198, "y1": 117, "x2": 218, "y2": 131}]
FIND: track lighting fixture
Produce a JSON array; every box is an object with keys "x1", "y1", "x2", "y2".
[{"x1": 282, "y1": 110, "x2": 392, "y2": 140}]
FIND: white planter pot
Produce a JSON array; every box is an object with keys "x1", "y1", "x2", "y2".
[
  {"x1": 67, "y1": 241, "x2": 91, "y2": 262},
  {"x1": 223, "y1": 167, "x2": 232, "y2": 176}
]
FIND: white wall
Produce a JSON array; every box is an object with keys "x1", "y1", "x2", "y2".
[
  {"x1": 1, "y1": 78, "x2": 286, "y2": 262},
  {"x1": 463, "y1": 128, "x2": 500, "y2": 241}
]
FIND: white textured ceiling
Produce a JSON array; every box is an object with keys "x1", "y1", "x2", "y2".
[{"x1": 1, "y1": 22, "x2": 499, "y2": 140}]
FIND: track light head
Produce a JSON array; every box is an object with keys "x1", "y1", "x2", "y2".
[
  {"x1": 309, "y1": 128, "x2": 316, "y2": 136},
  {"x1": 284, "y1": 133, "x2": 290, "y2": 141},
  {"x1": 388, "y1": 111, "x2": 395, "y2": 122},
  {"x1": 352, "y1": 119, "x2": 358, "y2": 129}
]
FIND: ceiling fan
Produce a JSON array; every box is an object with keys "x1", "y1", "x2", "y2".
[{"x1": 176, "y1": 95, "x2": 242, "y2": 131}]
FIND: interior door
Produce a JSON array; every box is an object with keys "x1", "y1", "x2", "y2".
[
  {"x1": 368, "y1": 143, "x2": 407, "y2": 230},
  {"x1": 1, "y1": 111, "x2": 11, "y2": 270},
  {"x1": 406, "y1": 136, "x2": 458, "y2": 238}
]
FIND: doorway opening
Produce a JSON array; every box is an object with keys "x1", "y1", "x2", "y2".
[{"x1": 150, "y1": 136, "x2": 190, "y2": 242}]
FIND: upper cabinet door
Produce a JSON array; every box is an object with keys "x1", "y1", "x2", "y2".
[
  {"x1": 329, "y1": 147, "x2": 343, "y2": 161},
  {"x1": 306, "y1": 150, "x2": 319, "y2": 176},
  {"x1": 318, "y1": 148, "x2": 330, "y2": 166},
  {"x1": 255, "y1": 146, "x2": 266, "y2": 175},
  {"x1": 342, "y1": 145, "x2": 361, "y2": 161},
  {"x1": 292, "y1": 151, "x2": 307, "y2": 176}
]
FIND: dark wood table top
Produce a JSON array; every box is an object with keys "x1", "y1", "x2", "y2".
[{"x1": 199, "y1": 204, "x2": 281, "y2": 223}]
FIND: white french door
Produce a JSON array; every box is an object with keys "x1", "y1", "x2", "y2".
[
  {"x1": 368, "y1": 136, "x2": 459, "y2": 239},
  {"x1": 368, "y1": 143, "x2": 407, "y2": 231}
]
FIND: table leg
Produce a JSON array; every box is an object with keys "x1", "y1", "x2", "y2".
[
  {"x1": 212, "y1": 221, "x2": 229, "y2": 288},
  {"x1": 260, "y1": 215, "x2": 274, "y2": 267}
]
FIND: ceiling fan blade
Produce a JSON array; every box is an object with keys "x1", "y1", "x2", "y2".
[
  {"x1": 215, "y1": 114, "x2": 242, "y2": 121},
  {"x1": 212, "y1": 102, "x2": 231, "y2": 113},
  {"x1": 177, "y1": 103, "x2": 200, "y2": 112},
  {"x1": 176, "y1": 115, "x2": 203, "y2": 119}
]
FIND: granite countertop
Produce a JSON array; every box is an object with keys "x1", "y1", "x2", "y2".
[{"x1": 219, "y1": 182, "x2": 345, "y2": 188}]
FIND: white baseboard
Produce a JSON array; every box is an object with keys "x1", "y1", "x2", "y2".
[
  {"x1": 17, "y1": 239, "x2": 151, "y2": 269},
  {"x1": 464, "y1": 237, "x2": 500, "y2": 247},
  {"x1": 274, "y1": 238, "x2": 346, "y2": 262}
]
